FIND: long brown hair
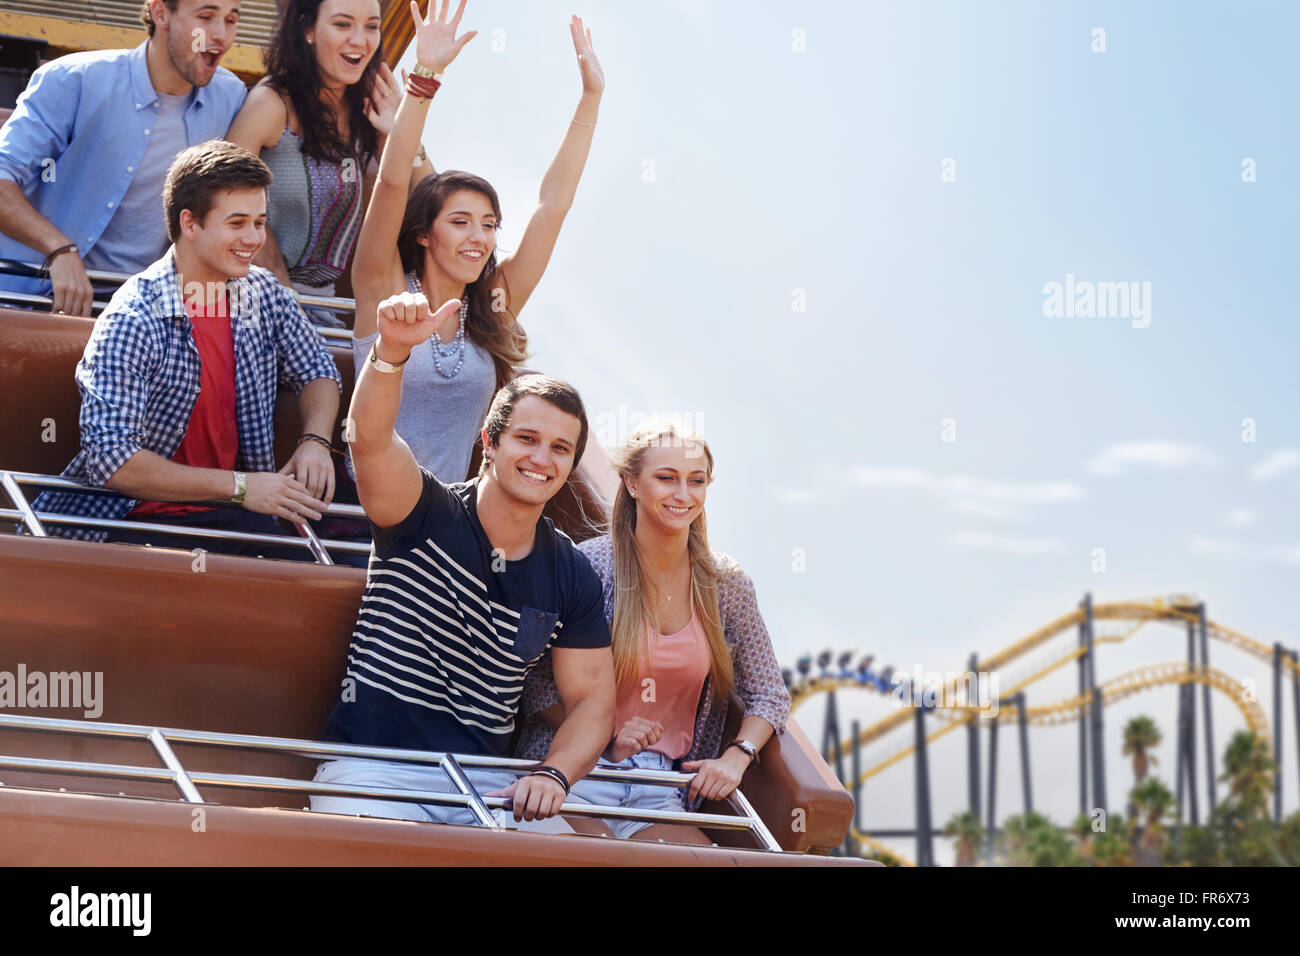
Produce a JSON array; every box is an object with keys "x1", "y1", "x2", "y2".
[
  {"x1": 397, "y1": 171, "x2": 528, "y2": 389},
  {"x1": 263, "y1": 0, "x2": 382, "y2": 167},
  {"x1": 609, "y1": 419, "x2": 733, "y2": 704}
]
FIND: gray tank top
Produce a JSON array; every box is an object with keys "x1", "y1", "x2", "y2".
[{"x1": 352, "y1": 277, "x2": 497, "y2": 483}]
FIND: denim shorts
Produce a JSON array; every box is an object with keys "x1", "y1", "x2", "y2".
[
  {"x1": 309, "y1": 757, "x2": 524, "y2": 828},
  {"x1": 568, "y1": 751, "x2": 688, "y2": 840}
]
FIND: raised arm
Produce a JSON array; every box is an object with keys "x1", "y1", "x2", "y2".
[
  {"x1": 363, "y1": 63, "x2": 437, "y2": 190},
  {"x1": 492, "y1": 16, "x2": 604, "y2": 319},
  {"x1": 348, "y1": 290, "x2": 463, "y2": 527},
  {"x1": 352, "y1": 0, "x2": 476, "y2": 338}
]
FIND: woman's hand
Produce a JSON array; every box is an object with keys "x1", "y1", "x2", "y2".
[
  {"x1": 682, "y1": 749, "x2": 750, "y2": 803},
  {"x1": 409, "y1": 0, "x2": 477, "y2": 75},
  {"x1": 365, "y1": 63, "x2": 403, "y2": 136},
  {"x1": 569, "y1": 15, "x2": 604, "y2": 97},
  {"x1": 604, "y1": 716, "x2": 662, "y2": 763}
]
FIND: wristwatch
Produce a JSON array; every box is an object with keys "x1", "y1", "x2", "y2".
[
  {"x1": 230, "y1": 471, "x2": 247, "y2": 505},
  {"x1": 367, "y1": 343, "x2": 408, "y2": 374},
  {"x1": 725, "y1": 738, "x2": 759, "y2": 766}
]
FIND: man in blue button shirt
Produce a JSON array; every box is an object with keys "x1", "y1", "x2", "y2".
[{"x1": 0, "y1": 0, "x2": 247, "y2": 316}]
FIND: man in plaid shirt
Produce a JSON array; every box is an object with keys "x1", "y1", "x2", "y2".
[{"x1": 32, "y1": 141, "x2": 343, "y2": 558}]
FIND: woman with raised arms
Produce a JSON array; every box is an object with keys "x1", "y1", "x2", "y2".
[
  {"x1": 350, "y1": 0, "x2": 605, "y2": 486},
  {"x1": 516, "y1": 421, "x2": 792, "y2": 844}
]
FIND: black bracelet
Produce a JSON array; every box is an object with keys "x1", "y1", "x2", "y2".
[
  {"x1": 529, "y1": 765, "x2": 571, "y2": 795},
  {"x1": 297, "y1": 432, "x2": 332, "y2": 450},
  {"x1": 40, "y1": 242, "x2": 78, "y2": 276}
]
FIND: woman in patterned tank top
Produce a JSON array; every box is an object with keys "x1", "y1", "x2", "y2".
[{"x1": 226, "y1": 0, "x2": 434, "y2": 325}]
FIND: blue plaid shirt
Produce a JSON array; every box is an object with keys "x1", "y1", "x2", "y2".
[{"x1": 32, "y1": 249, "x2": 342, "y2": 541}]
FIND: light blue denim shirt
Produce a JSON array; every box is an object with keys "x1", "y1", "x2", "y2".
[{"x1": 0, "y1": 40, "x2": 247, "y2": 295}]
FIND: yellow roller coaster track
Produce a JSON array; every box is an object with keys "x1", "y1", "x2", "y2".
[
  {"x1": 848, "y1": 663, "x2": 1267, "y2": 788},
  {"x1": 791, "y1": 598, "x2": 1295, "y2": 758}
]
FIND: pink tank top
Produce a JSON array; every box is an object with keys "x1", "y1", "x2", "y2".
[{"x1": 613, "y1": 609, "x2": 711, "y2": 760}]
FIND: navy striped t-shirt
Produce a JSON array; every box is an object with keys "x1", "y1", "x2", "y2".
[{"x1": 321, "y1": 471, "x2": 611, "y2": 757}]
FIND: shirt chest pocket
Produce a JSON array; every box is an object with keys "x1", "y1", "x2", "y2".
[{"x1": 512, "y1": 606, "x2": 559, "y2": 663}]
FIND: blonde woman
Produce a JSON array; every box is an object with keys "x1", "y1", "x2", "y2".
[{"x1": 516, "y1": 420, "x2": 790, "y2": 844}]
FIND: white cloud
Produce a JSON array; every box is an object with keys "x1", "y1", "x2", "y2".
[
  {"x1": 1251, "y1": 449, "x2": 1299, "y2": 481},
  {"x1": 947, "y1": 499, "x2": 1017, "y2": 520},
  {"x1": 1085, "y1": 441, "x2": 1221, "y2": 477},
  {"x1": 1223, "y1": 508, "x2": 1256, "y2": 530},
  {"x1": 770, "y1": 487, "x2": 820, "y2": 505},
  {"x1": 946, "y1": 532, "x2": 1064, "y2": 555},
  {"x1": 1188, "y1": 536, "x2": 1243, "y2": 559},
  {"x1": 848, "y1": 466, "x2": 1085, "y2": 509},
  {"x1": 1188, "y1": 536, "x2": 1300, "y2": 564}
]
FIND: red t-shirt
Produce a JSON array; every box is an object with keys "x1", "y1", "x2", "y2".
[{"x1": 130, "y1": 297, "x2": 238, "y2": 517}]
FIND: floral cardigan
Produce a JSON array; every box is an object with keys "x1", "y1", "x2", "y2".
[{"x1": 514, "y1": 535, "x2": 792, "y2": 805}]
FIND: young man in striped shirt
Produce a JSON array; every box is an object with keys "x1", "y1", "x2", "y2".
[{"x1": 312, "y1": 291, "x2": 615, "y2": 825}]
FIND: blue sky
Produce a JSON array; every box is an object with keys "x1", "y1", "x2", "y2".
[{"x1": 398, "y1": 0, "x2": 1299, "y2": 861}]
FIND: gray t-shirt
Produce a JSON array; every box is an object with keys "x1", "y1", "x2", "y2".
[
  {"x1": 85, "y1": 90, "x2": 190, "y2": 274},
  {"x1": 352, "y1": 328, "x2": 497, "y2": 484}
]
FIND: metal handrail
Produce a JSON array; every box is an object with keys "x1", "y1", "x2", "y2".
[
  {"x1": 0, "y1": 713, "x2": 783, "y2": 850},
  {"x1": 0, "y1": 259, "x2": 354, "y2": 342},
  {"x1": 1, "y1": 469, "x2": 370, "y2": 562}
]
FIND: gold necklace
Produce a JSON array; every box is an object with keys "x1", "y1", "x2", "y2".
[{"x1": 645, "y1": 560, "x2": 689, "y2": 604}]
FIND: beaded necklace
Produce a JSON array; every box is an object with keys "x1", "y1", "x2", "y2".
[{"x1": 410, "y1": 272, "x2": 469, "y2": 379}]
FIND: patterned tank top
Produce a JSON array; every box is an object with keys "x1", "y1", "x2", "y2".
[{"x1": 260, "y1": 125, "x2": 363, "y2": 289}]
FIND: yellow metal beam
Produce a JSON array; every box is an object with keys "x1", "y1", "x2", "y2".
[{"x1": 0, "y1": 11, "x2": 265, "y2": 78}]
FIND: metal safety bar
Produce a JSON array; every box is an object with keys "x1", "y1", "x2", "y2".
[
  {"x1": 1, "y1": 470, "x2": 369, "y2": 562},
  {"x1": 0, "y1": 260, "x2": 354, "y2": 342},
  {"x1": 0, "y1": 713, "x2": 784, "y2": 850}
]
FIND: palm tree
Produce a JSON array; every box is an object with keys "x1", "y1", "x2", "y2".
[
  {"x1": 1071, "y1": 813, "x2": 1096, "y2": 863},
  {"x1": 1219, "y1": 731, "x2": 1274, "y2": 817},
  {"x1": 1090, "y1": 815, "x2": 1136, "y2": 867},
  {"x1": 1130, "y1": 777, "x2": 1174, "y2": 865},
  {"x1": 1122, "y1": 716, "x2": 1161, "y2": 819},
  {"x1": 944, "y1": 810, "x2": 984, "y2": 867},
  {"x1": 999, "y1": 813, "x2": 1083, "y2": 867}
]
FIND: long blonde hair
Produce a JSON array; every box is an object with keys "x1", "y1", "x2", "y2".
[{"x1": 609, "y1": 419, "x2": 733, "y2": 704}]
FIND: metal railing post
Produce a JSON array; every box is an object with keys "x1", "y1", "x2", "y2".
[
  {"x1": 1, "y1": 470, "x2": 46, "y2": 536},
  {"x1": 147, "y1": 729, "x2": 204, "y2": 804},
  {"x1": 438, "y1": 753, "x2": 501, "y2": 829}
]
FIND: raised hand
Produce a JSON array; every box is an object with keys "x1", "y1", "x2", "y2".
[
  {"x1": 374, "y1": 291, "x2": 461, "y2": 358},
  {"x1": 604, "y1": 716, "x2": 663, "y2": 763},
  {"x1": 569, "y1": 15, "x2": 604, "y2": 96},
  {"x1": 364, "y1": 63, "x2": 403, "y2": 136},
  {"x1": 409, "y1": 0, "x2": 477, "y2": 75}
]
